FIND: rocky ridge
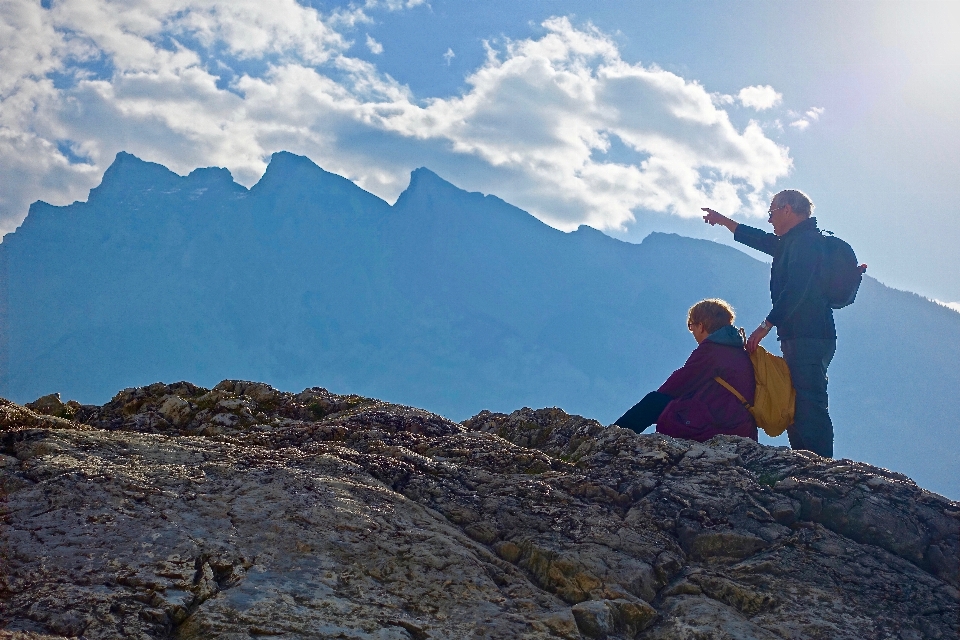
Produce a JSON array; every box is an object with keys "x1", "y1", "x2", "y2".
[{"x1": 1, "y1": 382, "x2": 957, "y2": 639}]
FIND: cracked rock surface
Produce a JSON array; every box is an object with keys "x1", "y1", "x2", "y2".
[{"x1": 1, "y1": 381, "x2": 957, "y2": 639}]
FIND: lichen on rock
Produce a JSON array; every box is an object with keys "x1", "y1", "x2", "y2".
[{"x1": 0, "y1": 382, "x2": 957, "y2": 639}]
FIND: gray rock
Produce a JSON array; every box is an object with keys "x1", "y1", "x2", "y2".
[
  {"x1": 24, "y1": 393, "x2": 80, "y2": 420},
  {"x1": 639, "y1": 595, "x2": 779, "y2": 640},
  {"x1": 0, "y1": 384, "x2": 957, "y2": 640},
  {"x1": 572, "y1": 600, "x2": 615, "y2": 638},
  {"x1": 570, "y1": 597, "x2": 658, "y2": 639}
]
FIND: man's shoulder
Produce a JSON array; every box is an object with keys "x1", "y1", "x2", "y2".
[
  {"x1": 794, "y1": 217, "x2": 822, "y2": 237},
  {"x1": 787, "y1": 220, "x2": 824, "y2": 248}
]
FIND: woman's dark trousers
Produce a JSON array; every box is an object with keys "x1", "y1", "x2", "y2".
[{"x1": 781, "y1": 338, "x2": 836, "y2": 458}]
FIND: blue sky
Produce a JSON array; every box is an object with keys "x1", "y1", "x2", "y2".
[{"x1": 2, "y1": 0, "x2": 958, "y2": 305}]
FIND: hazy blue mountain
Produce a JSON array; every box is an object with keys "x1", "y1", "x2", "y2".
[{"x1": 2, "y1": 152, "x2": 958, "y2": 498}]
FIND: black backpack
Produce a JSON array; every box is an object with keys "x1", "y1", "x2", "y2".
[{"x1": 819, "y1": 230, "x2": 866, "y2": 309}]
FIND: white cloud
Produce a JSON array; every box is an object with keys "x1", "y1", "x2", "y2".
[
  {"x1": 374, "y1": 17, "x2": 791, "y2": 227},
  {"x1": 737, "y1": 85, "x2": 782, "y2": 110},
  {"x1": 0, "y1": 7, "x2": 794, "y2": 237},
  {"x1": 365, "y1": 34, "x2": 383, "y2": 55},
  {"x1": 935, "y1": 300, "x2": 960, "y2": 313},
  {"x1": 369, "y1": 0, "x2": 428, "y2": 10},
  {"x1": 788, "y1": 106, "x2": 825, "y2": 132},
  {"x1": 443, "y1": 47, "x2": 455, "y2": 65}
]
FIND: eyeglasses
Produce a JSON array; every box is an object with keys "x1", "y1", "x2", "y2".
[{"x1": 768, "y1": 204, "x2": 786, "y2": 216}]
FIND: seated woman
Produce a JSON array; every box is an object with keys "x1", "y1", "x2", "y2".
[{"x1": 615, "y1": 299, "x2": 758, "y2": 442}]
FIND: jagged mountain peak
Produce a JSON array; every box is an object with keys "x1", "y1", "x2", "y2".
[
  {"x1": 251, "y1": 151, "x2": 383, "y2": 206},
  {"x1": 393, "y1": 166, "x2": 494, "y2": 212},
  {"x1": 571, "y1": 224, "x2": 623, "y2": 242},
  {"x1": 185, "y1": 165, "x2": 237, "y2": 187},
  {"x1": 110, "y1": 150, "x2": 163, "y2": 171},
  {"x1": 393, "y1": 166, "x2": 558, "y2": 238},
  {"x1": 87, "y1": 151, "x2": 180, "y2": 202},
  {"x1": 251, "y1": 151, "x2": 325, "y2": 192},
  {"x1": 407, "y1": 166, "x2": 454, "y2": 190},
  {"x1": 266, "y1": 150, "x2": 319, "y2": 173},
  {"x1": 86, "y1": 152, "x2": 243, "y2": 205}
]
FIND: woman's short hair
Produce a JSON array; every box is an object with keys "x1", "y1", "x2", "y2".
[
  {"x1": 774, "y1": 189, "x2": 814, "y2": 218},
  {"x1": 688, "y1": 299, "x2": 735, "y2": 335}
]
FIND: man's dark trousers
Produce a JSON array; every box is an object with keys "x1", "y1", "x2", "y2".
[{"x1": 782, "y1": 338, "x2": 836, "y2": 458}]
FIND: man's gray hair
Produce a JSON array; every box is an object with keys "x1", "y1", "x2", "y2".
[{"x1": 774, "y1": 190, "x2": 814, "y2": 218}]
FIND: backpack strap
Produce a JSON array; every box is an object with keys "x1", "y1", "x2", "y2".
[{"x1": 714, "y1": 376, "x2": 752, "y2": 410}]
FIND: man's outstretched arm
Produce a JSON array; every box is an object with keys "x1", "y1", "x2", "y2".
[{"x1": 704, "y1": 207, "x2": 779, "y2": 257}]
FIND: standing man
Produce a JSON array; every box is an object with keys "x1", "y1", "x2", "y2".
[{"x1": 702, "y1": 190, "x2": 836, "y2": 458}]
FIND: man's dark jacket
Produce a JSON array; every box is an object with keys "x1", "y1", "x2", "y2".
[{"x1": 734, "y1": 217, "x2": 836, "y2": 340}]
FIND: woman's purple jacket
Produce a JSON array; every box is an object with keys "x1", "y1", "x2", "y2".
[{"x1": 656, "y1": 325, "x2": 758, "y2": 442}]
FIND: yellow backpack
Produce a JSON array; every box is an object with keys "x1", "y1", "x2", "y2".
[{"x1": 715, "y1": 344, "x2": 796, "y2": 438}]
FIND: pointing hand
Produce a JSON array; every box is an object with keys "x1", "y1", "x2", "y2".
[
  {"x1": 701, "y1": 208, "x2": 739, "y2": 234},
  {"x1": 701, "y1": 208, "x2": 723, "y2": 225}
]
